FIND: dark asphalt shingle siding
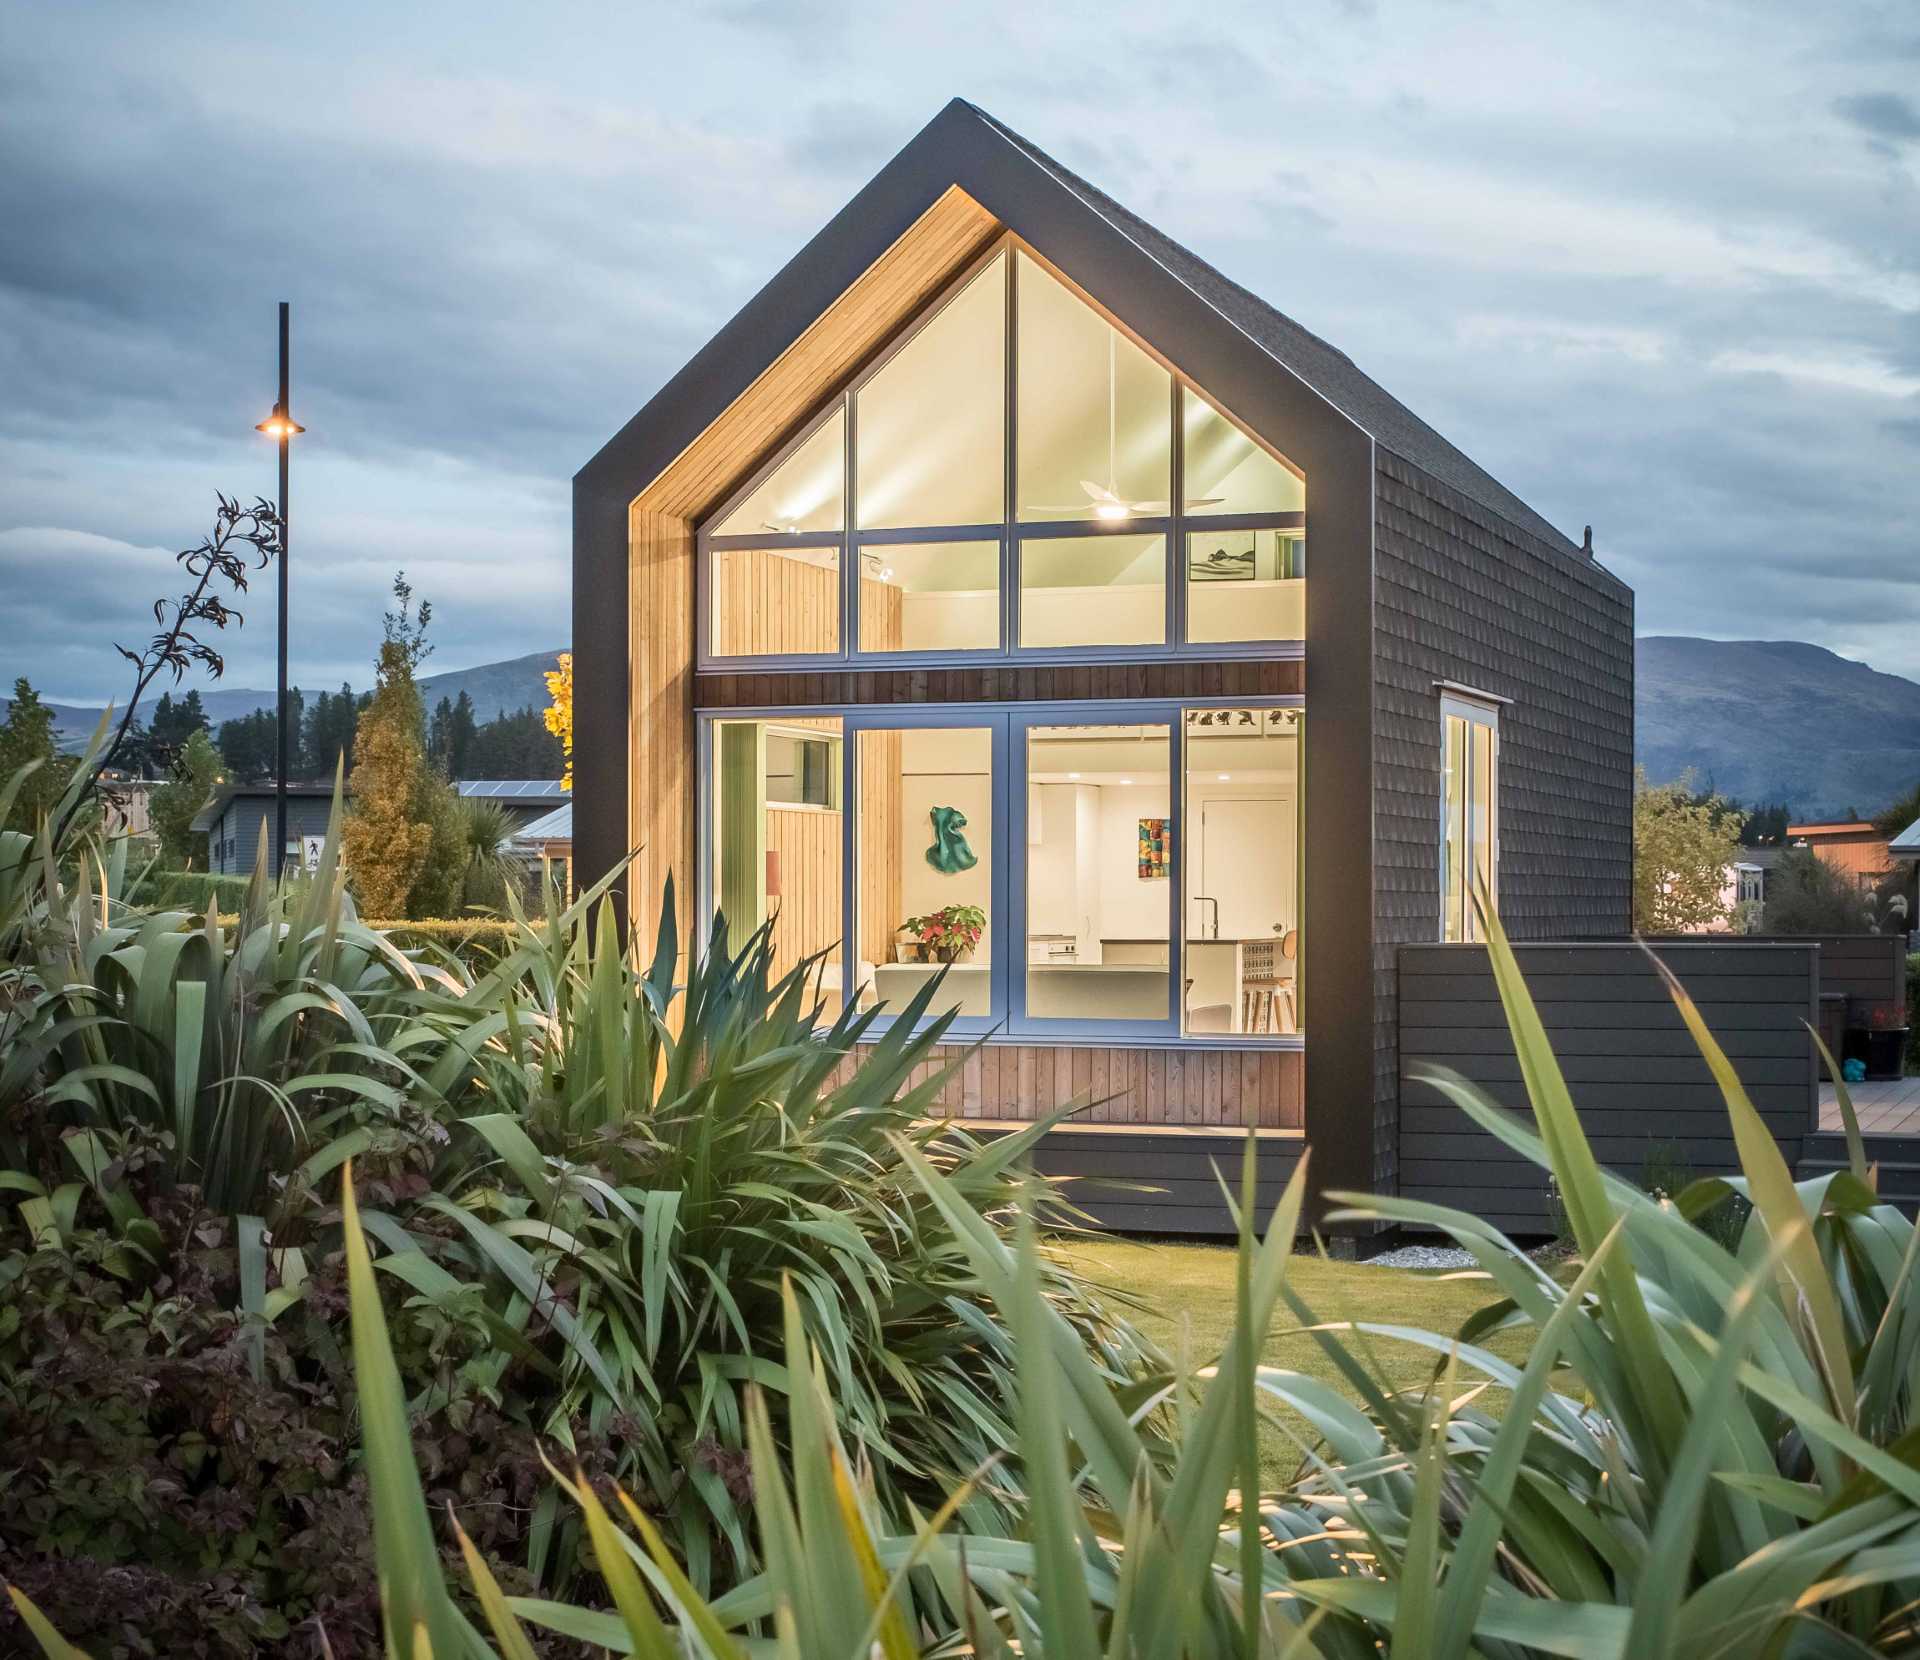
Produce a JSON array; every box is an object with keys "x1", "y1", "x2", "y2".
[{"x1": 1371, "y1": 453, "x2": 1635, "y2": 1192}]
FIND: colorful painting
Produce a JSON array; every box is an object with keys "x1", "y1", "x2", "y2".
[{"x1": 1137, "y1": 817, "x2": 1170, "y2": 879}]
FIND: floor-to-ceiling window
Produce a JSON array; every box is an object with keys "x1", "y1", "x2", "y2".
[
  {"x1": 698, "y1": 236, "x2": 1306, "y2": 669},
  {"x1": 701, "y1": 702, "x2": 1302, "y2": 1042}
]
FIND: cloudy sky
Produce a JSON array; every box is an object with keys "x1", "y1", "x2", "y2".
[{"x1": 3, "y1": 1, "x2": 1917, "y2": 702}]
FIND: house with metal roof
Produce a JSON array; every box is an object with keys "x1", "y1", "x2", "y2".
[
  {"x1": 455, "y1": 779, "x2": 569, "y2": 831},
  {"x1": 572, "y1": 100, "x2": 1636, "y2": 1230}
]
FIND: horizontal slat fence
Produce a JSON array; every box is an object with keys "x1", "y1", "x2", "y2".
[
  {"x1": 1645, "y1": 933, "x2": 1905, "y2": 1012},
  {"x1": 1398, "y1": 940, "x2": 1818, "y2": 1234}
]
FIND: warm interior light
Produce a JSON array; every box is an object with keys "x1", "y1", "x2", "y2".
[
  {"x1": 1217, "y1": 773, "x2": 1232, "y2": 781},
  {"x1": 1067, "y1": 772, "x2": 1081, "y2": 779},
  {"x1": 1094, "y1": 501, "x2": 1130, "y2": 521}
]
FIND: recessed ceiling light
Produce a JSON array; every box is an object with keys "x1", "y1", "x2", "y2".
[
  {"x1": 1120, "y1": 778, "x2": 1133, "y2": 785},
  {"x1": 1217, "y1": 773, "x2": 1231, "y2": 781},
  {"x1": 1068, "y1": 772, "x2": 1081, "y2": 779}
]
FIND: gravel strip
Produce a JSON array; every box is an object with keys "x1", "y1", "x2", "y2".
[{"x1": 1364, "y1": 1243, "x2": 1479, "y2": 1270}]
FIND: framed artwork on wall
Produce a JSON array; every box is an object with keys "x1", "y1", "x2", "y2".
[{"x1": 1138, "y1": 816, "x2": 1170, "y2": 879}]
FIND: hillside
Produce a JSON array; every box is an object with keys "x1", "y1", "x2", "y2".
[
  {"x1": 1637, "y1": 637, "x2": 1920, "y2": 819},
  {"x1": 43, "y1": 648, "x2": 566, "y2": 748},
  {"x1": 31, "y1": 634, "x2": 1920, "y2": 820}
]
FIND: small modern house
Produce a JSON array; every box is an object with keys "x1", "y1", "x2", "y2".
[
  {"x1": 194, "y1": 783, "x2": 339, "y2": 876},
  {"x1": 574, "y1": 101, "x2": 1635, "y2": 1227}
]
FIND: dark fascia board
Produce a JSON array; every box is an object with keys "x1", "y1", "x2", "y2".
[{"x1": 573, "y1": 98, "x2": 1369, "y2": 505}]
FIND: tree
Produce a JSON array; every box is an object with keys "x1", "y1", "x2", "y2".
[
  {"x1": 1633, "y1": 767, "x2": 1745, "y2": 933},
  {"x1": 342, "y1": 573, "x2": 458, "y2": 917},
  {"x1": 304, "y1": 683, "x2": 366, "y2": 779},
  {"x1": 466, "y1": 705, "x2": 563, "y2": 776},
  {"x1": 1875, "y1": 780, "x2": 1920, "y2": 840},
  {"x1": 148, "y1": 728, "x2": 224, "y2": 867},
  {"x1": 217, "y1": 708, "x2": 277, "y2": 781},
  {"x1": 0, "y1": 678, "x2": 77, "y2": 835},
  {"x1": 543, "y1": 652, "x2": 572, "y2": 791},
  {"x1": 428, "y1": 690, "x2": 478, "y2": 779},
  {"x1": 1763, "y1": 846, "x2": 1873, "y2": 934},
  {"x1": 1739, "y1": 802, "x2": 1792, "y2": 847}
]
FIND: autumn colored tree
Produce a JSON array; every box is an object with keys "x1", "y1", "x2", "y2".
[
  {"x1": 1632, "y1": 767, "x2": 1745, "y2": 933},
  {"x1": 342, "y1": 575, "x2": 448, "y2": 916},
  {"x1": 543, "y1": 651, "x2": 572, "y2": 791}
]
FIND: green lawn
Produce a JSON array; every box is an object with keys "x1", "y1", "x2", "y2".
[{"x1": 1058, "y1": 1237, "x2": 1540, "y2": 1483}]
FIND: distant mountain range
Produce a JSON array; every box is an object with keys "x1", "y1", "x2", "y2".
[
  {"x1": 1637, "y1": 637, "x2": 1920, "y2": 819},
  {"x1": 44, "y1": 648, "x2": 566, "y2": 749},
  {"x1": 33, "y1": 635, "x2": 1920, "y2": 822}
]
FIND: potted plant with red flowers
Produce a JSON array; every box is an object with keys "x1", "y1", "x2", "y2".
[{"x1": 903, "y1": 903, "x2": 987, "y2": 965}]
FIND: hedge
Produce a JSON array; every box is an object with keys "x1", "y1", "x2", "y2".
[{"x1": 137, "y1": 870, "x2": 252, "y2": 912}]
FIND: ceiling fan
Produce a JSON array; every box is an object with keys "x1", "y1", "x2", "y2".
[{"x1": 1025, "y1": 334, "x2": 1224, "y2": 520}]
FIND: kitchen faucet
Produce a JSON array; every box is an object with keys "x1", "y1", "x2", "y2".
[{"x1": 1195, "y1": 896, "x2": 1220, "y2": 939}]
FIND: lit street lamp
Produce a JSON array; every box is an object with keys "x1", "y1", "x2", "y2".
[{"x1": 256, "y1": 302, "x2": 303, "y2": 872}]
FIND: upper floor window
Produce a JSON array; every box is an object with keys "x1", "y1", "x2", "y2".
[
  {"x1": 1440, "y1": 693, "x2": 1500, "y2": 942},
  {"x1": 699, "y1": 236, "x2": 1306, "y2": 666}
]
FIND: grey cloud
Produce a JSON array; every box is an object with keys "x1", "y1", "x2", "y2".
[{"x1": 1834, "y1": 92, "x2": 1920, "y2": 141}]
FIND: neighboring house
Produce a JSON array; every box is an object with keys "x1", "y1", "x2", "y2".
[
  {"x1": 572, "y1": 100, "x2": 1635, "y2": 1227},
  {"x1": 1788, "y1": 821, "x2": 1895, "y2": 894},
  {"x1": 508, "y1": 801, "x2": 573, "y2": 899},
  {"x1": 456, "y1": 779, "x2": 570, "y2": 832},
  {"x1": 193, "y1": 784, "x2": 339, "y2": 876},
  {"x1": 1888, "y1": 816, "x2": 1920, "y2": 928},
  {"x1": 99, "y1": 776, "x2": 156, "y2": 838}
]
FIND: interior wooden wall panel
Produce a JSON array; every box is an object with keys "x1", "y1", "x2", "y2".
[
  {"x1": 764, "y1": 808, "x2": 841, "y2": 981},
  {"x1": 855, "y1": 729, "x2": 902, "y2": 964}
]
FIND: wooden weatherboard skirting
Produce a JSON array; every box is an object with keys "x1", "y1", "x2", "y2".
[
  {"x1": 897, "y1": 1043, "x2": 1303, "y2": 1130},
  {"x1": 1397, "y1": 940, "x2": 1817, "y2": 1234}
]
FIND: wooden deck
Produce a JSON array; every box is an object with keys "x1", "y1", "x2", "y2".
[{"x1": 1821, "y1": 1077, "x2": 1920, "y2": 1135}]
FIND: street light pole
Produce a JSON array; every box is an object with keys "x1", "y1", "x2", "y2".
[{"x1": 257, "y1": 303, "x2": 302, "y2": 875}]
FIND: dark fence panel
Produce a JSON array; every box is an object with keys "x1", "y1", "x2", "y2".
[{"x1": 1398, "y1": 940, "x2": 1818, "y2": 1234}]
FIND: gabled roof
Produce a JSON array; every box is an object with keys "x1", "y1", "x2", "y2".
[
  {"x1": 969, "y1": 106, "x2": 1578, "y2": 554},
  {"x1": 510, "y1": 803, "x2": 573, "y2": 846},
  {"x1": 579, "y1": 98, "x2": 1585, "y2": 561},
  {"x1": 1891, "y1": 815, "x2": 1920, "y2": 857},
  {"x1": 190, "y1": 782, "x2": 339, "y2": 832}
]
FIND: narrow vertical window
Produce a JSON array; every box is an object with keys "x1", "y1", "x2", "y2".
[{"x1": 1440, "y1": 694, "x2": 1499, "y2": 941}]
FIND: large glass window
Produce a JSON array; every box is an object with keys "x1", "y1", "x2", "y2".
[
  {"x1": 855, "y1": 254, "x2": 1005, "y2": 531},
  {"x1": 713, "y1": 409, "x2": 845, "y2": 537},
  {"x1": 705, "y1": 701, "x2": 1302, "y2": 1041},
  {"x1": 1021, "y1": 721, "x2": 1174, "y2": 1026},
  {"x1": 1186, "y1": 528, "x2": 1305, "y2": 645},
  {"x1": 1182, "y1": 707, "x2": 1302, "y2": 1035},
  {"x1": 857, "y1": 541, "x2": 1000, "y2": 653},
  {"x1": 1020, "y1": 533, "x2": 1166, "y2": 649},
  {"x1": 1181, "y1": 388, "x2": 1305, "y2": 515},
  {"x1": 1016, "y1": 253, "x2": 1171, "y2": 521},
  {"x1": 859, "y1": 725, "x2": 996, "y2": 1020},
  {"x1": 711, "y1": 718, "x2": 845, "y2": 990},
  {"x1": 711, "y1": 546, "x2": 840, "y2": 657},
  {"x1": 1440, "y1": 694, "x2": 1499, "y2": 942},
  {"x1": 699, "y1": 236, "x2": 1307, "y2": 663}
]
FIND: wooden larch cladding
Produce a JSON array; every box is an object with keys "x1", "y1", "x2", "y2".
[
  {"x1": 628, "y1": 506, "x2": 697, "y2": 965},
  {"x1": 694, "y1": 657, "x2": 1302, "y2": 710},
  {"x1": 1397, "y1": 940, "x2": 1818, "y2": 1234},
  {"x1": 620, "y1": 188, "x2": 1000, "y2": 958},
  {"x1": 632, "y1": 185, "x2": 1000, "y2": 524},
  {"x1": 830, "y1": 1042, "x2": 1303, "y2": 1129}
]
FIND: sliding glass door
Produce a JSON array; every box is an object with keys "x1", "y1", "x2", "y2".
[{"x1": 702, "y1": 700, "x2": 1303, "y2": 1042}]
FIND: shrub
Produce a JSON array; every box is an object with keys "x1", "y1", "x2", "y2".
[
  {"x1": 1762, "y1": 844, "x2": 1873, "y2": 932},
  {"x1": 128, "y1": 866, "x2": 250, "y2": 914}
]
